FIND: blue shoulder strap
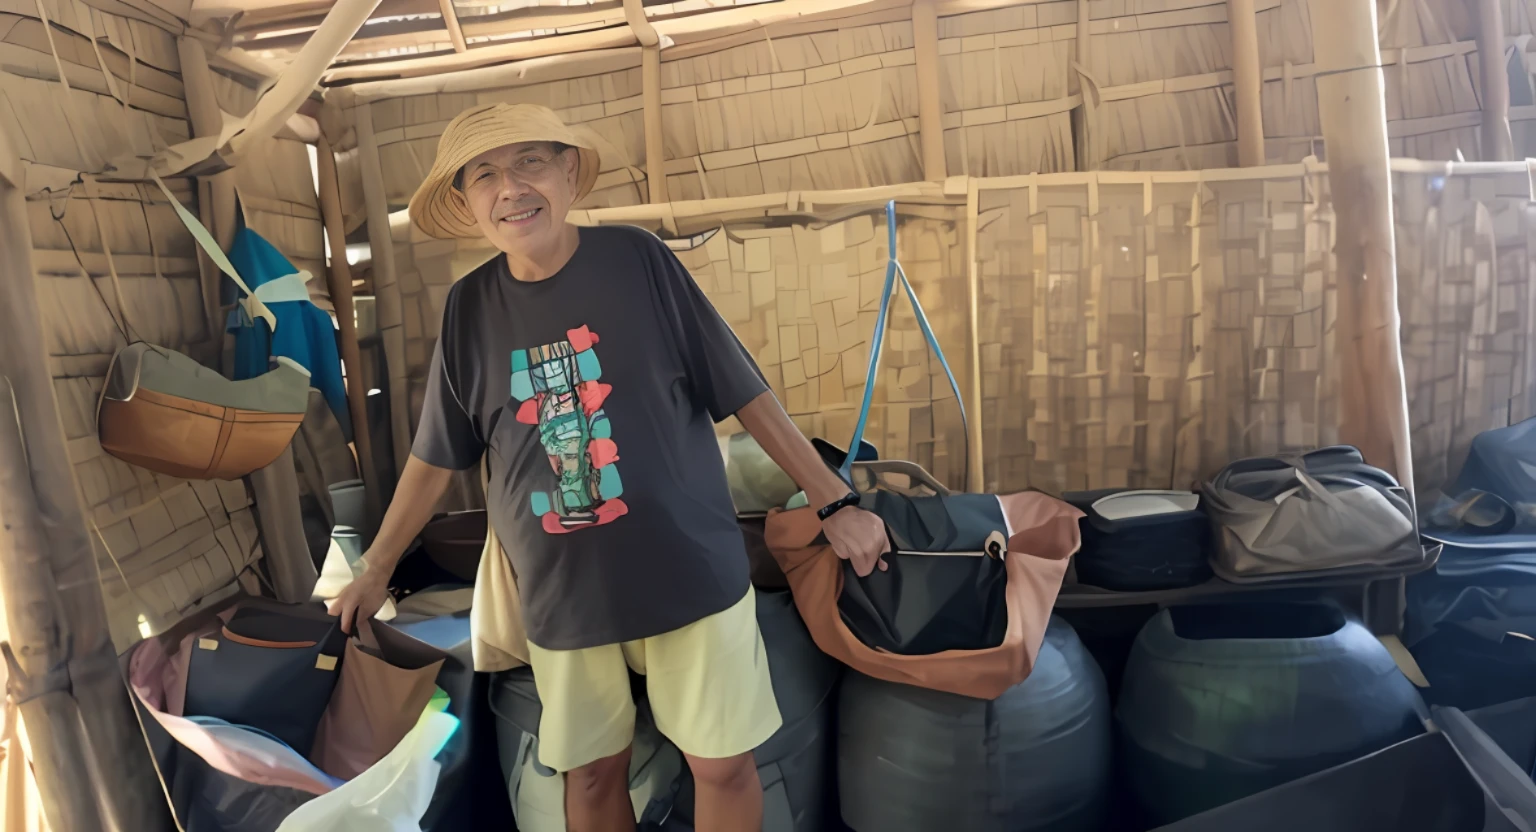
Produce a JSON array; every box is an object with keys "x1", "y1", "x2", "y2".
[{"x1": 840, "y1": 200, "x2": 968, "y2": 482}]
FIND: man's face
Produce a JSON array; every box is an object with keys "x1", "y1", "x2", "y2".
[{"x1": 460, "y1": 141, "x2": 580, "y2": 254}]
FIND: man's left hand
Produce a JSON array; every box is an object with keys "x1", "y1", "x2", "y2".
[{"x1": 823, "y1": 507, "x2": 891, "y2": 577}]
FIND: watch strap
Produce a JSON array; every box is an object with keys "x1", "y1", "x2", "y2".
[{"x1": 817, "y1": 492, "x2": 861, "y2": 521}]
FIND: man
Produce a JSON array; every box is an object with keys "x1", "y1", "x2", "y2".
[{"x1": 328, "y1": 102, "x2": 890, "y2": 832}]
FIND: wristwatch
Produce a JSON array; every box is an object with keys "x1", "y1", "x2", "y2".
[{"x1": 817, "y1": 492, "x2": 861, "y2": 521}]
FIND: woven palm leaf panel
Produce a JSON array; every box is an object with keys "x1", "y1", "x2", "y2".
[
  {"x1": 2, "y1": 0, "x2": 268, "y2": 651},
  {"x1": 974, "y1": 168, "x2": 1337, "y2": 494},
  {"x1": 1396, "y1": 165, "x2": 1536, "y2": 502}
]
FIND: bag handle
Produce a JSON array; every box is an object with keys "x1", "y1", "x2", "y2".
[
  {"x1": 841, "y1": 201, "x2": 969, "y2": 484},
  {"x1": 149, "y1": 173, "x2": 277, "y2": 333}
]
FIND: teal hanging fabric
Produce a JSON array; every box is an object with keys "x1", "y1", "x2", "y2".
[{"x1": 226, "y1": 227, "x2": 353, "y2": 443}]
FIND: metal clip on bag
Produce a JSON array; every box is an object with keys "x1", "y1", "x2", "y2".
[
  {"x1": 183, "y1": 602, "x2": 347, "y2": 757},
  {"x1": 764, "y1": 202, "x2": 1084, "y2": 699},
  {"x1": 1199, "y1": 446, "x2": 1422, "y2": 582}
]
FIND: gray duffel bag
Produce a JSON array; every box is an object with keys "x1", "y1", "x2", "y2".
[{"x1": 1200, "y1": 446, "x2": 1422, "y2": 582}]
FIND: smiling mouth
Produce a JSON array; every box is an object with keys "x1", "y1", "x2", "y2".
[{"x1": 498, "y1": 207, "x2": 541, "y2": 224}]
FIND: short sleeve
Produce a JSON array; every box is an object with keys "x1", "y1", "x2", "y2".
[
  {"x1": 411, "y1": 327, "x2": 485, "y2": 470},
  {"x1": 648, "y1": 233, "x2": 770, "y2": 422}
]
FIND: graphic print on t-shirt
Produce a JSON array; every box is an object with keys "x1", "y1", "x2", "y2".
[{"x1": 510, "y1": 325, "x2": 628, "y2": 535}]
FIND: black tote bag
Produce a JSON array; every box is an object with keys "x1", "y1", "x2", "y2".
[{"x1": 183, "y1": 602, "x2": 347, "y2": 755}]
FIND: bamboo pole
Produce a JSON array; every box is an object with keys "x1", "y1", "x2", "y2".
[
  {"x1": 438, "y1": 0, "x2": 468, "y2": 53},
  {"x1": 0, "y1": 380, "x2": 101, "y2": 832},
  {"x1": 226, "y1": 0, "x2": 385, "y2": 162},
  {"x1": 912, "y1": 0, "x2": 947, "y2": 180},
  {"x1": 316, "y1": 132, "x2": 384, "y2": 534},
  {"x1": 356, "y1": 103, "x2": 413, "y2": 472},
  {"x1": 0, "y1": 176, "x2": 171, "y2": 832},
  {"x1": 1074, "y1": 0, "x2": 1095, "y2": 170},
  {"x1": 624, "y1": 0, "x2": 668, "y2": 204},
  {"x1": 1227, "y1": 0, "x2": 1265, "y2": 166},
  {"x1": 1475, "y1": 0, "x2": 1514, "y2": 161},
  {"x1": 177, "y1": 36, "x2": 239, "y2": 334},
  {"x1": 963, "y1": 179, "x2": 985, "y2": 492},
  {"x1": 1311, "y1": 0, "x2": 1414, "y2": 493}
]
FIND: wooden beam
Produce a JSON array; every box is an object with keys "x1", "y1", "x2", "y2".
[
  {"x1": 912, "y1": 0, "x2": 946, "y2": 180},
  {"x1": 1227, "y1": 0, "x2": 1264, "y2": 166},
  {"x1": 437, "y1": 0, "x2": 468, "y2": 53},
  {"x1": 1311, "y1": 0, "x2": 1414, "y2": 493},
  {"x1": 316, "y1": 131, "x2": 384, "y2": 536},
  {"x1": 0, "y1": 175, "x2": 172, "y2": 832},
  {"x1": 1476, "y1": 0, "x2": 1514, "y2": 161}
]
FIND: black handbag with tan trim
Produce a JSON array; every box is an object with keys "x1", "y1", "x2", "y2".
[{"x1": 182, "y1": 601, "x2": 347, "y2": 756}]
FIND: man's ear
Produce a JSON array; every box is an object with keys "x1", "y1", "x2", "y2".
[{"x1": 562, "y1": 147, "x2": 580, "y2": 189}]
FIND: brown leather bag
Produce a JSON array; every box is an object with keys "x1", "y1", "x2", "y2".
[
  {"x1": 763, "y1": 490, "x2": 1083, "y2": 700},
  {"x1": 310, "y1": 619, "x2": 447, "y2": 780},
  {"x1": 97, "y1": 343, "x2": 310, "y2": 481}
]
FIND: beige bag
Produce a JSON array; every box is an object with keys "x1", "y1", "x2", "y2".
[{"x1": 471, "y1": 455, "x2": 531, "y2": 672}]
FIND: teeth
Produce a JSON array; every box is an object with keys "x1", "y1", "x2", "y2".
[{"x1": 502, "y1": 209, "x2": 537, "y2": 222}]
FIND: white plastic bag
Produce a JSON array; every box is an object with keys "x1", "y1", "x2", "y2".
[{"x1": 276, "y1": 689, "x2": 458, "y2": 832}]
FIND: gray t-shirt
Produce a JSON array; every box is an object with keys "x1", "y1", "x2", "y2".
[{"x1": 412, "y1": 224, "x2": 768, "y2": 650}]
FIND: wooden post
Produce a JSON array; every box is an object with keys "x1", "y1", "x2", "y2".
[
  {"x1": 356, "y1": 103, "x2": 412, "y2": 471},
  {"x1": 1311, "y1": 0, "x2": 1414, "y2": 493},
  {"x1": 316, "y1": 132, "x2": 384, "y2": 532},
  {"x1": 912, "y1": 0, "x2": 946, "y2": 181},
  {"x1": 438, "y1": 0, "x2": 468, "y2": 53},
  {"x1": 1476, "y1": 0, "x2": 1514, "y2": 161},
  {"x1": 1227, "y1": 0, "x2": 1265, "y2": 166},
  {"x1": 0, "y1": 177, "x2": 171, "y2": 831},
  {"x1": 0, "y1": 381, "x2": 102, "y2": 832}
]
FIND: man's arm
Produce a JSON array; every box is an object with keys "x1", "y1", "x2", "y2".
[
  {"x1": 735, "y1": 391, "x2": 890, "y2": 575},
  {"x1": 327, "y1": 453, "x2": 456, "y2": 632}
]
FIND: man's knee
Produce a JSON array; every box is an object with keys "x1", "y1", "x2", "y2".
[
  {"x1": 565, "y1": 746, "x2": 631, "y2": 804},
  {"x1": 685, "y1": 751, "x2": 760, "y2": 793}
]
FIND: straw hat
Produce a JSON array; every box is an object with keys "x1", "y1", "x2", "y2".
[{"x1": 408, "y1": 102, "x2": 601, "y2": 240}]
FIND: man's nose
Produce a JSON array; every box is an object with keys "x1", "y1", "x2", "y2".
[{"x1": 498, "y1": 171, "x2": 532, "y2": 199}]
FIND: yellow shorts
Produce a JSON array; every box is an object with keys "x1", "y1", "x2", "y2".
[{"x1": 525, "y1": 587, "x2": 783, "y2": 773}]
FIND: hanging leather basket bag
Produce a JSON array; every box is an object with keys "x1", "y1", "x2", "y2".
[
  {"x1": 98, "y1": 343, "x2": 311, "y2": 480},
  {"x1": 94, "y1": 175, "x2": 310, "y2": 481}
]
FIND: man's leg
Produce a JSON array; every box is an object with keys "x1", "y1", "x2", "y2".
[
  {"x1": 641, "y1": 588, "x2": 783, "y2": 832},
  {"x1": 684, "y1": 751, "x2": 764, "y2": 832},
  {"x1": 524, "y1": 639, "x2": 638, "y2": 831},
  {"x1": 565, "y1": 746, "x2": 634, "y2": 832}
]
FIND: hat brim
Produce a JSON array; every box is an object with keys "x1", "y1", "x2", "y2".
[{"x1": 408, "y1": 108, "x2": 601, "y2": 241}]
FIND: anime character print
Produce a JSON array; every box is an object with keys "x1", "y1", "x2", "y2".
[{"x1": 510, "y1": 325, "x2": 628, "y2": 534}]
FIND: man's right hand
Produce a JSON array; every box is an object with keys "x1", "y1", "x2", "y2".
[{"x1": 326, "y1": 558, "x2": 391, "y2": 635}]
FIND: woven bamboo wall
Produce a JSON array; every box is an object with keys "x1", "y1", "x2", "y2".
[
  {"x1": 975, "y1": 169, "x2": 1337, "y2": 493},
  {"x1": 681, "y1": 212, "x2": 973, "y2": 485},
  {"x1": 2, "y1": 0, "x2": 269, "y2": 650},
  {"x1": 1397, "y1": 165, "x2": 1536, "y2": 501}
]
